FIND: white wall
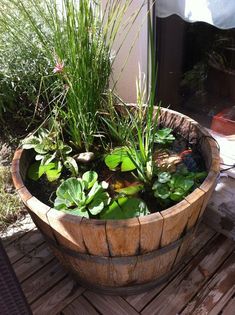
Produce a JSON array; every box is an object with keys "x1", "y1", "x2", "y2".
[{"x1": 102, "y1": 1, "x2": 148, "y2": 103}]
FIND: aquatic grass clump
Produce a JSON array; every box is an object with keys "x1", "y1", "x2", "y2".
[{"x1": 2, "y1": 0, "x2": 140, "y2": 151}]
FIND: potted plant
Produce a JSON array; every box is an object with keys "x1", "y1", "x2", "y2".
[{"x1": 10, "y1": 0, "x2": 220, "y2": 294}]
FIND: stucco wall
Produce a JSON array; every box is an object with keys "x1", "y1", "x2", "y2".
[{"x1": 102, "y1": 0, "x2": 148, "y2": 102}]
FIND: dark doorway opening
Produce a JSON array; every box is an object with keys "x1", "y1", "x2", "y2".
[{"x1": 155, "y1": 14, "x2": 235, "y2": 133}]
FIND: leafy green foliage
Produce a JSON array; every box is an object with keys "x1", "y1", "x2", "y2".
[
  {"x1": 54, "y1": 172, "x2": 111, "y2": 218},
  {"x1": 115, "y1": 183, "x2": 144, "y2": 196},
  {"x1": 28, "y1": 161, "x2": 62, "y2": 182},
  {"x1": 152, "y1": 169, "x2": 207, "y2": 203},
  {"x1": 100, "y1": 197, "x2": 149, "y2": 220},
  {"x1": 155, "y1": 128, "x2": 175, "y2": 145},
  {"x1": 105, "y1": 147, "x2": 137, "y2": 172},
  {"x1": 22, "y1": 127, "x2": 78, "y2": 179}
]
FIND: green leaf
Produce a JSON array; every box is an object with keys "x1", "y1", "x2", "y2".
[
  {"x1": 121, "y1": 156, "x2": 136, "y2": 172},
  {"x1": 100, "y1": 197, "x2": 149, "y2": 220},
  {"x1": 170, "y1": 189, "x2": 185, "y2": 201},
  {"x1": 105, "y1": 147, "x2": 136, "y2": 172},
  {"x1": 22, "y1": 136, "x2": 40, "y2": 150},
  {"x1": 56, "y1": 178, "x2": 83, "y2": 206},
  {"x1": 158, "y1": 172, "x2": 171, "y2": 183},
  {"x1": 27, "y1": 162, "x2": 41, "y2": 181},
  {"x1": 155, "y1": 128, "x2": 175, "y2": 145},
  {"x1": 71, "y1": 208, "x2": 90, "y2": 218},
  {"x1": 82, "y1": 171, "x2": 98, "y2": 189},
  {"x1": 34, "y1": 143, "x2": 48, "y2": 154},
  {"x1": 64, "y1": 156, "x2": 78, "y2": 176},
  {"x1": 46, "y1": 168, "x2": 61, "y2": 182},
  {"x1": 153, "y1": 183, "x2": 170, "y2": 199},
  {"x1": 115, "y1": 184, "x2": 144, "y2": 195},
  {"x1": 54, "y1": 173, "x2": 110, "y2": 218},
  {"x1": 88, "y1": 191, "x2": 110, "y2": 215}
]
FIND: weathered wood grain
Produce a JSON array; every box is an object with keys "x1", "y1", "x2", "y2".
[
  {"x1": 204, "y1": 176, "x2": 235, "y2": 241},
  {"x1": 62, "y1": 295, "x2": 99, "y2": 315},
  {"x1": 181, "y1": 252, "x2": 235, "y2": 315},
  {"x1": 138, "y1": 212, "x2": 163, "y2": 254},
  {"x1": 30, "y1": 276, "x2": 85, "y2": 315},
  {"x1": 6, "y1": 229, "x2": 44, "y2": 264},
  {"x1": 21, "y1": 258, "x2": 66, "y2": 304},
  {"x1": 106, "y1": 218, "x2": 140, "y2": 256},
  {"x1": 199, "y1": 170, "x2": 218, "y2": 218},
  {"x1": 160, "y1": 200, "x2": 191, "y2": 247},
  {"x1": 26, "y1": 197, "x2": 55, "y2": 240},
  {"x1": 185, "y1": 188, "x2": 205, "y2": 229},
  {"x1": 47, "y1": 209, "x2": 87, "y2": 253},
  {"x1": 141, "y1": 235, "x2": 235, "y2": 315},
  {"x1": 83, "y1": 291, "x2": 139, "y2": 315},
  {"x1": 221, "y1": 296, "x2": 235, "y2": 315},
  {"x1": 124, "y1": 224, "x2": 216, "y2": 312},
  {"x1": 81, "y1": 218, "x2": 109, "y2": 256},
  {"x1": 13, "y1": 243, "x2": 54, "y2": 283}
]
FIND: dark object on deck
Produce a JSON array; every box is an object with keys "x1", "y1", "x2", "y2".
[{"x1": 0, "y1": 239, "x2": 32, "y2": 315}]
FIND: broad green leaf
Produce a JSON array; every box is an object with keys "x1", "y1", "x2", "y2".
[
  {"x1": 105, "y1": 147, "x2": 136, "y2": 172},
  {"x1": 86, "y1": 182, "x2": 102, "y2": 204},
  {"x1": 46, "y1": 168, "x2": 62, "y2": 182},
  {"x1": 56, "y1": 178, "x2": 83, "y2": 205},
  {"x1": 27, "y1": 162, "x2": 41, "y2": 181},
  {"x1": 38, "y1": 162, "x2": 54, "y2": 178},
  {"x1": 121, "y1": 156, "x2": 136, "y2": 172},
  {"x1": 100, "y1": 197, "x2": 149, "y2": 220},
  {"x1": 115, "y1": 184, "x2": 144, "y2": 195},
  {"x1": 82, "y1": 171, "x2": 98, "y2": 189}
]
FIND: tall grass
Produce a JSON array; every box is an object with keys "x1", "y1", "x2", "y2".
[
  {"x1": 103, "y1": 11, "x2": 159, "y2": 185},
  {"x1": 1, "y1": 0, "x2": 144, "y2": 151}
]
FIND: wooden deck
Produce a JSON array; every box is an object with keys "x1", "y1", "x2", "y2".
[{"x1": 2, "y1": 216, "x2": 235, "y2": 315}]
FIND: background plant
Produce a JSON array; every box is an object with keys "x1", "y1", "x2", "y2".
[{"x1": 0, "y1": 0, "x2": 58, "y2": 122}]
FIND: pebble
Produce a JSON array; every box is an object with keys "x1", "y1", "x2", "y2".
[{"x1": 74, "y1": 152, "x2": 95, "y2": 163}]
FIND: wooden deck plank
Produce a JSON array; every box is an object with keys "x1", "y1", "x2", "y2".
[
  {"x1": 1, "y1": 214, "x2": 35, "y2": 247},
  {"x1": 62, "y1": 295, "x2": 99, "y2": 315},
  {"x1": 21, "y1": 258, "x2": 67, "y2": 304},
  {"x1": 6, "y1": 229, "x2": 44, "y2": 264},
  {"x1": 221, "y1": 295, "x2": 235, "y2": 315},
  {"x1": 124, "y1": 224, "x2": 216, "y2": 312},
  {"x1": 141, "y1": 235, "x2": 235, "y2": 315},
  {"x1": 13, "y1": 243, "x2": 54, "y2": 283},
  {"x1": 180, "y1": 252, "x2": 235, "y2": 315},
  {"x1": 83, "y1": 291, "x2": 139, "y2": 315},
  {"x1": 30, "y1": 276, "x2": 85, "y2": 315}
]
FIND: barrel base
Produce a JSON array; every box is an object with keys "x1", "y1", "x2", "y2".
[{"x1": 68, "y1": 260, "x2": 184, "y2": 295}]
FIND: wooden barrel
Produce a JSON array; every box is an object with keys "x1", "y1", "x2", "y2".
[{"x1": 11, "y1": 108, "x2": 220, "y2": 294}]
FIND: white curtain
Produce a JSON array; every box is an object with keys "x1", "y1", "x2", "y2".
[{"x1": 156, "y1": 0, "x2": 235, "y2": 29}]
